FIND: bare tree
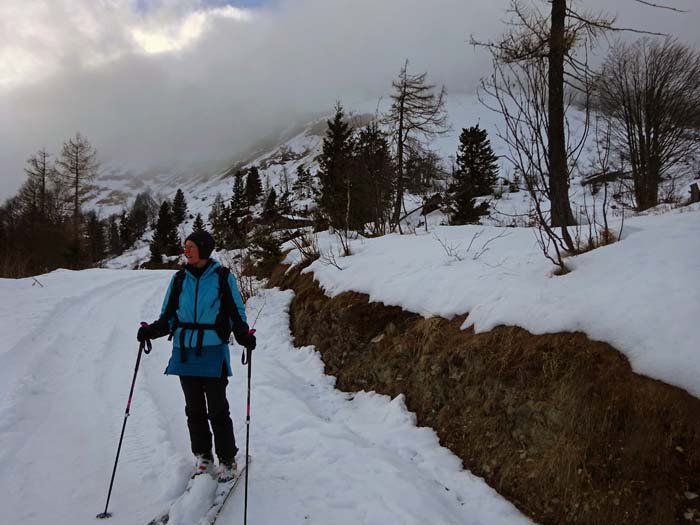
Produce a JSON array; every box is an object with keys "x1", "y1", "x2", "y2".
[
  {"x1": 480, "y1": 56, "x2": 576, "y2": 270},
  {"x1": 475, "y1": 1, "x2": 613, "y2": 226},
  {"x1": 383, "y1": 60, "x2": 449, "y2": 232},
  {"x1": 595, "y1": 38, "x2": 700, "y2": 211},
  {"x1": 22, "y1": 148, "x2": 53, "y2": 222},
  {"x1": 55, "y1": 132, "x2": 99, "y2": 248},
  {"x1": 474, "y1": 1, "x2": 613, "y2": 260}
]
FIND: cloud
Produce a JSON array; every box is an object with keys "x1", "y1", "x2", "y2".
[{"x1": 1, "y1": 0, "x2": 698, "y2": 200}]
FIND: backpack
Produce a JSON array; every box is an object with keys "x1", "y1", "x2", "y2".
[{"x1": 163, "y1": 266, "x2": 243, "y2": 359}]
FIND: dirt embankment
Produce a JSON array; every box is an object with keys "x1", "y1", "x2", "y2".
[{"x1": 269, "y1": 263, "x2": 700, "y2": 524}]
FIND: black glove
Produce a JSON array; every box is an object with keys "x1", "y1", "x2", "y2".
[
  {"x1": 136, "y1": 318, "x2": 170, "y2": 342},
  {"x1": 137, "y1": 324, "x2": 152, "y2": 342},
  {"x1": 234, "y1": 331, "x2": 256, "y2": 351}
]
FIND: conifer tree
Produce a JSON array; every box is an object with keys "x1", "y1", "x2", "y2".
[
  {"x1": 383, "y1": 61, "x2": 448, "y2": 231},
  {"x1": 277, "y1": 190, "x2": 292, "y2": 216},
  {"x1": 355, "y1": 123, "x2": 394, "y2": 235},
  {"x1": 245, "y1": 166, "x2": 263, "y2": 207},
  {"x1": 208, "y1": 193, "x2": 227, "y2": 246},
  {"x1": 317, "y1": 102, "x2": 354, "y2": 229},
  {"x1": 249, "y1": 227, "x2": 282, "y2": 274},
  {"x1": 119, "y1": 210, "x2": 134, "y2": 251},
  {"x1": 192, "y1": 213, "x2": 205, "y2": 232},
  {"x1": 231, "y1": 171, "x2": 248, "y2": 218},
  {"x1": 130, "y1": 192, "x2": 158, "y2": 240},
  {"x1": 84, "y1": 211, "x2": 106, "y2": 263},
  {"x1": 54, "y1": 133, "x2": 100, "y2": 251},
  {"x1": 108, "y1": 215, "x2": 121, "y2": 255},
  {"x1": 404, "y1": 145, "x2": 443, "y2": 196},
  {"x1": 172, "y1": 188, "x2": 187, "y2": 225},
  {"x1": 23, "y1": 148, "x2": 53, "y2": 223},
  {"x1": 456, "y1": 125, "x2": 498, "y2": 196},
  {"x1": 150, "y1": 200, "x2": 180, "y2": 262},
  {"x1": 292, "y1": 165, "x2": 314, "y2": 200},
  {"x1": 447, "y1": 125, "x2": 498, "y2": 224},
  {"x1": 262, "y1": 187, "x2": 277, "y2": 219}
]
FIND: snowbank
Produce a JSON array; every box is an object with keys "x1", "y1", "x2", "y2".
[{"x1": 292, "y1": 206, "x2": 700, "y2": 398}]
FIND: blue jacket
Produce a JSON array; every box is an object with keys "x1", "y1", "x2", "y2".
[{"x1": 162, "y1": 259, "x2": 248, "y2": 378}]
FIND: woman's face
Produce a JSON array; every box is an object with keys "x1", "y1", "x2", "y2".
[{"x1": 183, "y1": 240, "x2": 201, "y2": 265}]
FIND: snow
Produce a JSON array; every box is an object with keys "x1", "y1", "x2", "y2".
[
  {"x1": 291, "y1": 205, "x2": 700, "y2": 398},
  {"x1": 0, "y1": 270, "x2": 528, "y2": 524}
]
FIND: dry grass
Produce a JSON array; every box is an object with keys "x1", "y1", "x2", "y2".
[{"x1": 277, "y1": 266, "x2": 700, "y2": 525}]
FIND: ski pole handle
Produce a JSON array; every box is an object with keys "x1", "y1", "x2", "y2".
[
  {"x1": 139, "y1": 322, "x2": 152, "y2": 354},
  {"x1": 241, "y1": 329, "x2": 256, "y2": 365}
]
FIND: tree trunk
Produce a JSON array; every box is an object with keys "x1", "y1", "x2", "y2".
[
  {"x1": 548, "y1": 0, "x2": 575, "y2": 231},
  {"x1": 392, "y1": 97, "x2": 406, "y2": 233},
  {"x1": 74, "y1": 166, "x2": 80, "y2": 251}
]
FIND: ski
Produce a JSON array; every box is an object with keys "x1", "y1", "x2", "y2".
[
  {"x1": 145, "y1": 458, "x2": 250, "y2": 525},
  {"x1": 145, "y1": 470, "x2": 213, "y2": 525},
  {"x1": 204, "y1": 457, "x2": 251, "y2": 525}
]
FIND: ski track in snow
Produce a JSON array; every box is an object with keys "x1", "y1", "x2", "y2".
[{"x1": 0, "y1": 270, "x2": 529, "y2": 525}]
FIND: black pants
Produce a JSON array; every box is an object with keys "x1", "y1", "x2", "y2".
[{"x1": 179, "y1": 367, "x2": 238, "y2": 464}]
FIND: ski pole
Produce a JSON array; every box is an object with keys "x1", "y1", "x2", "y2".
[
  {"x1": 97, "y1": 324, "x2": 152, "y2": 520},
  {"x1": 242, "y1": 328, "x2": 256, "y2": 525}
]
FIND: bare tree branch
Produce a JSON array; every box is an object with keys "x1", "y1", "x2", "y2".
[{"x1": 633, "y1": 0, "x2": 687, "y2": 12}]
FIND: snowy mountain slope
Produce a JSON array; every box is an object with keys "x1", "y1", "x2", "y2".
[
  {"x1": 86, "y1": 89, "x2": 698, "y2": 258},
  {"x1": 84, "y1": 93, "x2": 502, "y2": 218},
  {"x1": 0, "y1": 270, "x2": 529, "y2": 524}
]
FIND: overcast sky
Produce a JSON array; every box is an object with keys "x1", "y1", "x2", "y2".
[{"x1": 1, "y1": 0, "x2": 697, "y2": 200}]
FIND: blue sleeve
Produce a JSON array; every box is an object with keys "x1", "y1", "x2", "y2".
[{"x1": 228, "y1": 273, "x2": 248, "y2": 325}]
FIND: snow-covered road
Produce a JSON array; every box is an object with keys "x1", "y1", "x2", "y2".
[{"x1": 0, "y1": 269, "x2": 528, "y2": 524}]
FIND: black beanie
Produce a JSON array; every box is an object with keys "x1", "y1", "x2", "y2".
[{"x1": 185, "y1": 230, "x2": 215, "y2": 259}]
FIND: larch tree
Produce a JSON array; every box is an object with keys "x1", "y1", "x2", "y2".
[
  {"x1": 383, "y1": 60, "x2": 448, "y2": 232},
  {"x1": 22, "y1": 148, "x2": 53, "y2": 223},
  {"x1": 54, "y1": 133, "x2": 99, "y2": 250}
]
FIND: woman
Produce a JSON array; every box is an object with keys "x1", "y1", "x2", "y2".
[{"x1": 137, "y1": 230, "x2": 256, "y2": 482}]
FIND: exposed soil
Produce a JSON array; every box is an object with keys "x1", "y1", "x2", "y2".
[{"x1": 270, "y1": 263, "x2": 700, "y2": 524}]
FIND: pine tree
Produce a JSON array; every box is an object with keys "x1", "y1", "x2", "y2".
[
  {"x1": 355, "y1": 123, "x2": 394, "y2": 235},
  {"x1": 208, "y1": 193, "x2": 227, "y2": 247},
  {"x1": 119, "y1": 210, "x2": 134, "y2": 251},
  {"x1": 84, "y1": 211, "x2": 106, "y2": 263},
  {"x1": 149, "y1": 235, "x2": 163, "y2": 264},
  {"x1": 317, "y1": 102, "x2": 355, "y2": 229},
  {"x1": 192, "y1": 213, "x2": 205, "y2": 232},
  {"x1": 249, "y1": 227, "x2": 282, "y2": 274},
  {"x1": 230, "y1": 171, "x2": 248, "y2": 218},
  {"x1": 130, "y1": 192, "x2": 158, "y2": 240},
  {"x1": 172, "y1": 189, "x2": 187, "y2": 225},
  {"x1": 456, "y1": 125, "x2": 498, "y2": 196},
  {"x1": 108, "y1": 215, "x2": 121, "y2": 255},
  {"x1": 277, "y1": 190, "x2": 292, "y2": 216},
  {"x1": 150, "y1": 200, "x2": 180, "y2": 262},
  {"x1": 404, "y1": 144, "x2": 443, "y2": 196},
  {"x1": 262, "y1": 187, "x2": 277, "y2": 219},
  {"x1": 447, "y1": 125, "x2": 498, "y2": 224},
  {"x1": 292, "y1": 165, "x2": 314, "y2": 200},
  {"x1": 245, "y1": 166, "x2": 263, "y2": 207}
]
